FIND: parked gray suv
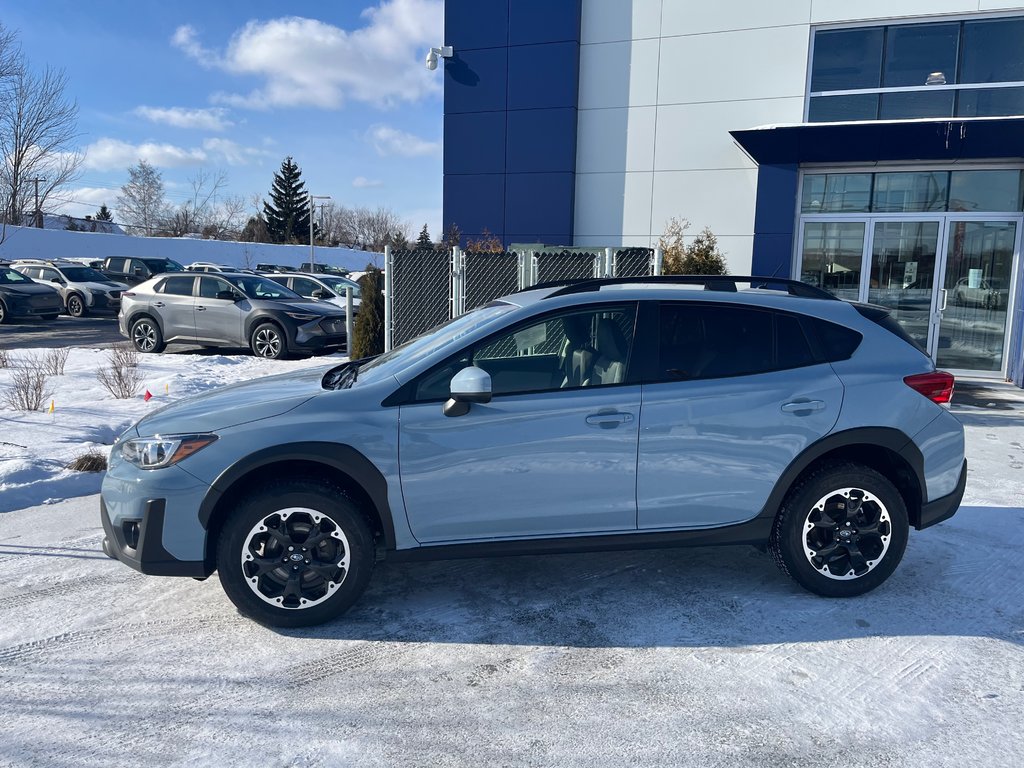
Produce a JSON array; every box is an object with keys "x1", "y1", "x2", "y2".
[
  {"x1": 118, "y1": 271, "x2": 348, "y2": 358},
  {"x1": 101, "y1": 276, "x2": 966, "y2": 627}
]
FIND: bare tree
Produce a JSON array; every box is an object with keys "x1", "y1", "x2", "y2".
[
  {"x1": 160, "y1": 167, "x2": 228, "y2": 237},
  {"x1": 117, "y1": 160, "x2": 170, "y2": 236},
  {"x1": 0, "y1": 51, "x2": 82, "y2": 226},
  {"x1": 349, "y1": 206, "x2": 409, "y2": 252}
]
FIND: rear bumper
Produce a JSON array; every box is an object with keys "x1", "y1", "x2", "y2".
[{"x1": 917, "y1": 458, "x2": 967, "y2": 530}]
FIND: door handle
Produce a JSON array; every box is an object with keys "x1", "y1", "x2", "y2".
[
  {"x1": 781, "y1": 399, "x2": 826, "y2": 414},
  {"x1": 196, "y1": 305, "x2": 206, "y2": 311},
  {"x1": 939, "y1": 288, "x2": 948, "y2": 312},
  {"x1": 152, "y1": 301, "x2": 165, "y2": 308},
  {"x1": 585, "y1": 412, "x2": 634, "y2": 428}
]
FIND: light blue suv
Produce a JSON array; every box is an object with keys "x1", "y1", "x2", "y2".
[{"x1": 100, "y1": 276, "x2": 966, "y2": 627}]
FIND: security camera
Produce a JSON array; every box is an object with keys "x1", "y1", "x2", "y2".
[{"x1": 424, "y1": 45, "x2": 453, "y2": 71}]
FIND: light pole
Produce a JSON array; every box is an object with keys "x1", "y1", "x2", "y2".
[{"x1": 309, "y1": 194, "x2": 331, "y2": 269}]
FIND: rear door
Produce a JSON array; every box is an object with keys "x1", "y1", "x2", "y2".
[
  {"x1": 152, "y1": 275, "x2": 198, "y2": 343},
  {"x1": 637, "y1": 302, "x2": 844, "y2": 530}
]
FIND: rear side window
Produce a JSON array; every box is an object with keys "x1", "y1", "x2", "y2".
[
  {"x1": 853, "y1": 303, "x2": 925, "y2": 354},
  {"x1": 806, "y1": 317, "x2": 863, "y2": 361},
  {"x1": 106, "y1": 258, "x2": 126, "y2": 272},
  {"x1": 156, "y1": 276, "x2": 196, "y2": 296}
]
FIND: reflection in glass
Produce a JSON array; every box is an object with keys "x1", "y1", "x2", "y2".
[
  {"x1": 873, "y1": 172, "x2": 949, "y2": 212},
  {"x1": 879, "y1": 90, "x2": 954, "y2": 119},
  {"x1": 801, "y1": 174, "x2": 873, "y2": 213},
  {"x1": 811, "y1": 28, "x2": 884, "y2": 91},
  {"x1": 883, "y1": 22, "x2": 960, "y2": 87},
  {"x1": 956, "y1": 86, "x2": 1024, "y2": 118},
  {"x1": 961, "y1": 18, "x2": 1024, "y2": 83},
  {"x1": 948, "y1": 171, "x2": 1023, "y2": 213},
  {"x1": 808, "y1": 94, "x2": 879, "y2": 122},
  {"x1": 800, "y1": 222, "x2": 865, "y2": 301},
  {"x1": 867, "y1": 221, "x2": 939, "y2": 349},
  {"x1": 937, "y1": 221, "x2": 1016, "y2": 371}
]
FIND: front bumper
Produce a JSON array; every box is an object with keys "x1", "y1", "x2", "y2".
[
  {"x1": 101, "y1": 497, "x2": 208, "y2": 577},
  {"x1": 917, "y1": 458, "x2": 967, "y2": 530},
  {"x1": 89, "y1": 292, "x2": 120, "y2": 311},
  {"x1": 6, "y1": 294, "x2": 63, "y2": 317},
  {"x1": 289, "y1": 316, "x2": 347, "y2": 351}
]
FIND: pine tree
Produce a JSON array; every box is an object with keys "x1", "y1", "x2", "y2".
[
  {"x1": 416, "y1": 223, "x2": 432, "y2": 249},
  {"x1": 262, "y1": 156, "x2": 314, "y2": 244},
  {"x1": 95, "y1": 204, "x2": 112, "y2": 221},
  {"x1": 352, "y1": 265, "x2": 385, "y2": 358}
]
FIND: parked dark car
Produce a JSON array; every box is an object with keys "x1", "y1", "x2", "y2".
[
  {"x1": 101, "y1": 256, "x2": 186, "y2": 286},
  {"x1": 0, "y1": 261, "x2": 64, "y2": 323}
]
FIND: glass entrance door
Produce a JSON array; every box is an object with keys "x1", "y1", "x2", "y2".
[
  {"x1": 866, "y1": 220, "x2": 942, "y2": 351},
  {"x1": 934, "y1": 220, "x2": 1018, "y2": 372}
]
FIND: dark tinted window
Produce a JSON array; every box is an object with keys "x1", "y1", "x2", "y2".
[
  {"x1": 807, "y1": 93, "x2": 879, "y2": 122},
  {"x1": 106, "y1": 258, "x2": 126, "y2": 272},
  {"x1": 949, "y1": 170, "x2": 1023, "y2": 212},
  {"x1": 659, "y1": 304, "x2": 773, "y2": 381},
  {"x1": 198, "y1": 276, "x2": 230, "y2": 298},
  {"x1": 292, "y1": 277, "x2": 323, "y2": 297},
  {"x1": 957, "y1": 86, "x2": 1024, "y2": 118},
  {"x1": 808, "y1": 318, "x2": 863, "y2": 361},
  {"x1": 883, "y1": 22, "x2": 960, "y2": 87},
  {"x1": 157, "y1": 276, "x2": 195, "y2": 296},
  {"x1": 776, "y1": 314, "x2": 816, "y2": 370},
  {"x1": 961, "y1": 18, "x2": 1024, "y2": 83},
  {"x1": 811, "y1": 28, "x2": 884, "y2": 91},
  {"x1": 143, "y1": 259, "x2": 184, "y2": 273},
  {"x1": 879, "y1": 90, "x2": 954, "y2": 119}
]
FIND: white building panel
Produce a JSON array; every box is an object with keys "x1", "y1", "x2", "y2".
[
  {"x1": 578, "y1": 39, "x2": 660, "y2": 110},
  {"x1": 706, "y1": 235, "x2": 755, "y2": 274},
  {"x1": 580, "y1": 0, "x2": 662, "y2": 44},
  {"x1": 979, "y1": 0, "x2": 1024, "y2": 9},
  {"x1": 661, "y1": 0, "x2": 811, "y2": 36},
  {"x1": 576, "y1": 107, "x2": 656, "y2": 173},
  {"x1": 654, "y1": 98, "x2": 805, "y2": 171},
  {"x1": 650, "y1": 169, "x2": 758, "y2": 241},
  {"x1": 574, "y1": 171, "x2": 654, "y2": 240},
  {"x1": 811, "y1": 0, "x2": 979, "y2": 24},
  {"x1": 657, "y1": 25, "x2": 809, "y2": 105}
]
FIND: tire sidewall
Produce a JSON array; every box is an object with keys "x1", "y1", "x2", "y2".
[
  {"x1": 774, "y1": 465, "x2": 909, "y2": 598},
  {"x1": 0, "y1": 299, "x2": 7, "y2": 324},
  {"x1": 217, "y1": 482, "x2": 374, "y2": 627},
  {"x1": 131, "y1": 317, "x2": 163, "y2": 353},
  {"x1": 251, "y1": 322, "x2": 286, "y2": 359},
  {"x1": 67, "y1": 293, "x2": 86, "y2": 317}
]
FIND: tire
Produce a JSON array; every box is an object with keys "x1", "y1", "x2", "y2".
[
  {"x1": 769, "y1": 463, "x2": 909, "y2": 598},
  {"x1": 0, "y1": 299, "x2": 8, "y2": 324},
  {"x1": 66, "y1": 293, "x2": 88, "y2": 317},
  {"x1": 130, "y1": 316, "x2": 165, "y2": 353},
  {"x1": 216, "y1": 479, "x2": 375, "y2": 627},
  {"x1": 250, "y1": 321, "x2": 286, "y2": 360}
]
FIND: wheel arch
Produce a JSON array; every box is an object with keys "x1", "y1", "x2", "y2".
[
  {"x1": 127, "y1": 309, "x2": 163, "y2": 334},
  {"x1": 763, "y1": 428, "x2": 925, "y2": 529},
  {"x1": 198, "y1": 442, "x2": 396, "y2": 573}
]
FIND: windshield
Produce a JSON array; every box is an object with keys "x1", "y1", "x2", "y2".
[
  {"x1": 319, "y1": 276, "x2": 362, "y2": 298},
  {"x1": 61, "y1": 267, "x2": 108, "y2": 282},
  {"x1": 0, "y1": 267, "x2": 33, "y2": 285},
  {"x1": 145, "y1": 259, "x2": 184, "y2": 272},
  {"x1": 355, "y1": 302, "x2": 518, "y2": 385},
  {"x1": 224, "y1": 274, "x2": 302, "y2": 300}
]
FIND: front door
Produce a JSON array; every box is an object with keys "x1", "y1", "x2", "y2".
[
  {"x1": 398, "y1": 304, "x2": 640, "y2": 543},
  {"x1": 195, "y1": 276, "x2": 245, "y2": 345}
]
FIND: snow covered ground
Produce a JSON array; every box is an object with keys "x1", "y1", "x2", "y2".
[{"x1": 0, "y1": 349, "x2": 1022, "y2": 766}]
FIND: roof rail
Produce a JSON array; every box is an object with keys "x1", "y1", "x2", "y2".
[{"x1": 544, "y1": 275, "x2": 838, "y2": 301}]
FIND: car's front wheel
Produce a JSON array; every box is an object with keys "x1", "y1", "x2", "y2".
[
  {"x1": 250, "y1": 322, "x2": 287, "y2": 359},
  {"x1": 769, "y1": 463, "x2": 909, "y2": 597},
  {"x1": 66, "y1": 293, "x2": 88, "y2": 317},
  {"x1": 217, "y1": 479, "x2": 375, "y2": 627}
]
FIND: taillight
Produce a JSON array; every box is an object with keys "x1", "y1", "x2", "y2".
[
  {"x1": 122, "y1": 291, "x2": 136, "y2": 297},
  {"x1": 904, "y1": 370, "x2": 955, "y2": 404}
]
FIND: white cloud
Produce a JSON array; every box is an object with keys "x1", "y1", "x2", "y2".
[
  {"x1": 82, "y1": 138, "x2": 208, "y2": 171},
  {"x1": 47, "y1": 186, "x2": 117, "y2": 220},
  {"x1": 172, "y1": 0, "x2": 443, "y2": 110},
  {"x1": 367, "y1": 124, "x2": 439, "y2": 157},
  {"x1": 134, "y1": 106, "x2": 233, "y2": 131},
  {"x1": 352, "y1": 176, "x2": 383, "y2": 188},
  {"x1": 202, "y1": 138, "x2": 271, "y2": 166}
]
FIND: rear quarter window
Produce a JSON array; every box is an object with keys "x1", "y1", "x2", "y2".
[
  {"x1": 806, "y1": 317, "x2": 863, "y2": 362},
  {"x1": 853, "y1": 303, "x2": 926, "y2": 354}
]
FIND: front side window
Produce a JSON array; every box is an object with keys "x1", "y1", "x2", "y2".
[
  {"x1": 291, "y1": 277, "x2": 323, "y2": 297},
  {"x1": 198, "y1": 276, "x2": 232, "y2": 298},
  {"x1": 0, "y1": 267, "x2": 33, "y2": 284},
  {"x1": 415, "y1": 305, "x2": 637, "y2": 400},
  {"x1": 224, "y1": 275, "x2": 300, "y2": 300}
]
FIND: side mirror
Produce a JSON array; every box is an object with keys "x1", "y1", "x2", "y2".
[
  {"x1": 50, "y1": 277, "x2": 63, "y2": 284},
  {"x1": 312, "y1": 289, "x2": 332, "y2": 299},
  {"x1": 216, "y1": 290, "x2": 239, "y2": 301},
  {"x1": 443, "y1": 366, "x2": 491, "y2": 417}
]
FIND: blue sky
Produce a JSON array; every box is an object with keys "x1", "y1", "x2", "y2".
[{"x1": 3, "y1": 0, "x2": 444, "y2": 238}]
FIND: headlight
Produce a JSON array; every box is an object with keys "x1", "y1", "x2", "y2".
[
  {"x1": 120, "y1": 434, "x2": 218, "y2": 470},
  {"x1": 285, "y1": 312, "x2": 318, "y2": 321}
]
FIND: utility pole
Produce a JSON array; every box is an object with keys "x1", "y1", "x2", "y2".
[
  {"x1": 308, "y1": 194, "x2": 331, "y2": 269},
  {"x1": 29, "y1": 177, "x2": 45, "y2": 228}
]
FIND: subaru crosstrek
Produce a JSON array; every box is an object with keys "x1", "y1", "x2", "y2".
[{"x1": 100, "y1": 276, "x2": 966, "y2": 627}]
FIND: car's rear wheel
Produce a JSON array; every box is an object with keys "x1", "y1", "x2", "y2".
[
  {"x1": 251, "y1": 322, "x2": 286, "y2": 359},
  {"x1": 769, "y1": 463, "x2": 909, "y2": 597},
  {"x1": 66, "y1": 293, "x2": 87, "y2": 317},
  {"x1": 216, "y1": 479, "x2": 375, "y2": 627},
  {"x1": 131, "y1": 316, "x2": 165, "y2": 353}
]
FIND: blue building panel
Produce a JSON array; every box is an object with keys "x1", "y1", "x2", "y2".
[
  {"x1": 505, "y1": 173, "x2": 575, "y2": 240},
  {"x1": 509, "y1": 0, "x2": 582, "y2": 47},
  {"x1": 506, "y1": 108, "x2": 578, "y2": 174},
  {"x1": 444, "y1": 112, "x2": 507, "y2": 175},
  {"x1": 752, "y1": 163, "x2": 799, "y2": 242},
  {"x1": 443, "y1": 0, "x2": 508, "y2": 51},
  {"x1": 443, "y1": 48, "x2": 509, "y2": 115},
  {"x1": 507, "y1": 42, "x2": 580, "y2": 111},
  {"x1": 443, "y1": 174, "x2": 506, "y2": 239}
]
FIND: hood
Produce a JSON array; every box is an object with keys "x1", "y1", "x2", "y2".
[
  {"x1": 135, "y1": 365, "x2": 328, "y2": 435},
  {"x1": 84, "y1": 280, "x2": 127, "y2": 291},
  {"x1": 0, "y1": 282, "x2": 59, "y2": 296},
  {"x1": 265, "y1": 299, "x2": 346, "y2": 317}
]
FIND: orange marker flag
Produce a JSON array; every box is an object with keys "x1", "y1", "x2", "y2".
[{"x1": 144, "y1": 390, "x2": 153, "y2": 402}]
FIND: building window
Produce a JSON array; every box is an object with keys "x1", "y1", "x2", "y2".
[
  {"x1": 809, "y1": 17, "x2": 1024, "y2": 121},
  {"x1": 802, "y1": 170, "x2": 1024, "y2": 214}
]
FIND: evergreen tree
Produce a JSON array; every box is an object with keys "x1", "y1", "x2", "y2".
[
  {"x1": 95, "y1": 204, "x2": 112, "y2": 221},
  {"x1": 416, "y1": 223, "x2": 432, "y2": 249},
  {"x1": 262, "y1": 156, "x2": 314, "y2": 244},
  {"x1": 351, "y1": 265, "x2": 385, "y2": 358}
]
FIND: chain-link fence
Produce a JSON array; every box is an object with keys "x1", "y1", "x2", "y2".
[{"x1": 385, "y1": 245, "x2": 661, "y2": 350}]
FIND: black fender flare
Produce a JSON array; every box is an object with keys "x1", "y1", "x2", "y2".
[{"x1": 197, "y1": 441, "x2": 396, "y2": 549}]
